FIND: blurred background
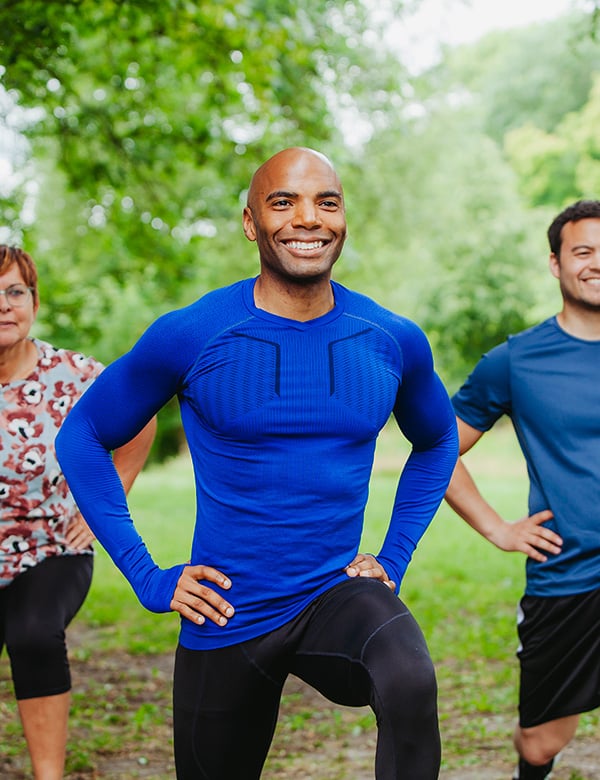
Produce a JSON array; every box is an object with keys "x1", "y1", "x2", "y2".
[{"x1": 1, "y1": 0, "x2": 599, "y2": 457}]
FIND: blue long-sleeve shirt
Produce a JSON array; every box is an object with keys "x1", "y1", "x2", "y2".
[{"x1": 56, "y1": 278, "x2": 457, "y2": 650}]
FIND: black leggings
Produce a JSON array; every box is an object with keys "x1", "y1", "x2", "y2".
[
  {"x1": 0, "y1": 554, "x2": 93, "y2": 699},
  {"x1": 173, "y1": 578, "x2": 440, "y2": 780}
]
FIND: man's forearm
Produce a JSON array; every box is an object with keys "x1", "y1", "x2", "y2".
[{"x1": 445, "y1": 458, "x2": 507, "y2": 544}]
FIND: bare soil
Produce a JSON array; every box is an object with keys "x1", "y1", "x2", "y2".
[{"x1": 0, "y1": 625, "x2": 597, "y2": 779}]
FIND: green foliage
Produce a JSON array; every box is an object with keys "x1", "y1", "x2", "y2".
[
  {"x1": 0, "y1": 0, "x2": 407, "y2": 357},
  {"x1": 340, "y1": 107, "x2": 540, "y2": 386},
  {"x1": 339, "y1": 8, "x2": 600, "y2": 385},
  {"x1": 0, "y1": 0, "x2": 413, "y2": 457},
  {"x1": 3, "y1": 2, "x2": 600, "y2": 453},
  {"x1": 504, "y1": 123, "x2": 579, "y2": 207},
  {"x1": 506, "y1": 73, "x2": 600, "y2": 208},
  {"x1": 434, "y1": 12, "x2": 600, "y2": 143}
]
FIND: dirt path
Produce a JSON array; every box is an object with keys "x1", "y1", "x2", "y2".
[{"x1": 1, "y1": 631, "x2": 598, "y2": 779}]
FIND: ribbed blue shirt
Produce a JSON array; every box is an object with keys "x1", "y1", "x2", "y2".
[{"x1": 57, "y1": 279, "x2": 458, "y2": 649}]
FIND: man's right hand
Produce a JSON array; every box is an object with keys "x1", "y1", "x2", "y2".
[
  {"x1": 487, "y1": 510, "x2": 563, "y2": 562},
  {"x1": 170, "y1": 565, "x2": 235, "y2": 627}
]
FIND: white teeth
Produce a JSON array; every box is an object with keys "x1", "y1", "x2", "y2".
[{"x1": 286, "y1": 241, "x2": 323, "y2": 250}]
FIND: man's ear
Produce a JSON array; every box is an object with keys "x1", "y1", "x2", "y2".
[
  {"x1": 549, "y1": 252, "x2": 560, "y2": 280},
  {"x1": 242, "y1": 207, "x2": 256, "y2": 242}
]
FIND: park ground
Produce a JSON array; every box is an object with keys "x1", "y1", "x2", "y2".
[
  {"x1": 0, "y1": 622, "x2": 598, "y2": 779},
  {"x1": 1, "y1": 433, "x2": 598, "y2": 778}
]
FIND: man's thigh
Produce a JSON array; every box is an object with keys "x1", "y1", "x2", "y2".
[
  {"x1": 517, "y1": 587, "x2": 600, "y2": 728},
  {"x1": 290, "y1": 578, "x2": 433, "y2": 706},
  {"x1": 288, "y1": 578, "x2": 441, "y2": 779},
  {"x1": 173, "y1": 641, "x2": 285, "y2": 780}
]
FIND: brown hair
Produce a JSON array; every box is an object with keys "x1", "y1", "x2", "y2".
[
  {"x1": 547, "y1": 200, "x2": 600, "y2": 258},
  {"x1": 0, "y1": 245, "x2": 39, "y2": 304}
]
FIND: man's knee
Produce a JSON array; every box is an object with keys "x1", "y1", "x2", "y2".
[
  {"x1": 381, "y1": 649, "x2": 436, "y2": 707},
  {"x1": 366, "y1": 617, "x2": 437, "y2": 709},
  {"x1": 515, "y1": 715, "x2": 579, "y2": 766}
]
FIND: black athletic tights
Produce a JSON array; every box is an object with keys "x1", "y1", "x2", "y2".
[
  {"x1": 173, "y1": 578, "x2": 440, "y2": 779},
  {"x1": 0, "y1": 554, "x2": 93, "y2": 699}
]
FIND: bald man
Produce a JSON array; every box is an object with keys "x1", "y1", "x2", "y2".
[{"x1": 56, "y1": 148, "x2": 458, "y2": 779}]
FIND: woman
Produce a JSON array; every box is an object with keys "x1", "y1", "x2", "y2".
[{"x1": 0, "y1": 245, "x2": 155, "y2": 779}]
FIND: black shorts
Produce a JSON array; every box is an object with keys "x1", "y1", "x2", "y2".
[{"x1": 516, "y1": 585, "x2": 600, "y2": 728}]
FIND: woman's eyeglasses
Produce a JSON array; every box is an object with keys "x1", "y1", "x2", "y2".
[{"x1": 0, "y1": 284, "x2": 34, "y2": 307}]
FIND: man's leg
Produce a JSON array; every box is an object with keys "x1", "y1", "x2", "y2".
[
  {"x1": 513, "y1": 587, "x2": 600, "y2": 779},
  {"x1": 290, "y1": 578, "x2": 440, "y2": 780},
  {"x1": 514, "y1": 589, "x2": 600, "y2": 780},
  {"x1": 173, "y1": 641, "x2": 286, "y2": 780},
  {"x1": 512, "y1": 714, "x2": 579, "y2": 778}
]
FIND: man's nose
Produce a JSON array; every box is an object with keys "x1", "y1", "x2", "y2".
[{"x1": 292, "y1": 201, "x2": 321, "y2": 228}]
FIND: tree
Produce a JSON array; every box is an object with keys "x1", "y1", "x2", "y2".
[
  {"x1": 340, "y1": 104, "x2": 544, "y2": 388},
  {"x1": 505, "y1": 73, "x2": 600, "y2": 208},
  {"x1": 0, "y1": 0, "x2": 410, "y2": 456},
  {"x1": 428, "y1": 11, "x2": 600, "y2": 144},
  {"x1": 0, "y1": 1, "x2": 408, "y2": 344}
]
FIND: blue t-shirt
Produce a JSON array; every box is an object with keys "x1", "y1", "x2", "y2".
[
  {"x1": 57, "y1": 278, "x2": 458, "y2": 649},
  {"x1": 453, "y1": 316, "x2": 600, "y2": 597}
]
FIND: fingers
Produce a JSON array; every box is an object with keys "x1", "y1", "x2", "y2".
[
  {"x1": 170, "y1": 565, "x2": 235, "y2": 627},
  {"x1": 529, "y1": 510, "x2": 562, "y2": 542},
  {"x1": 529, "y1": 509, "x2": 554, "y2": 524},
  {"x1": 345, "y1": 554, "x2": 396, "y2": 590},
  {"x1": 502, "y1": 511, "x2": 563, "y2": 561},
  {"x1": 68, "y1": 530, "x2": 95, "y2": 549},
  {"x1": 65, "y1": 516, "x2": 95, "y2": 550}
]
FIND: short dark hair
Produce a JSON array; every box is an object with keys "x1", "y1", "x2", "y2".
[
  {"x1": 547, "y1": 200, "x2": 600, "y2": 257},
  {"x1": 0, "y1": 245, "x2": 39, "y2": 304}
]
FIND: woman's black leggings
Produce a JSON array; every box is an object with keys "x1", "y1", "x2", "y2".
[
  {"x1": 0, "y1": 554, "x2": 93, "y2": 699},
  {"x1": 173, "y1": 578, "x2": 440, "y2": 780}
]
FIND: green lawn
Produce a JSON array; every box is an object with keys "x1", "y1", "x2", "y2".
[
  {"x1": 81, "y1": 419, "x2": 528, "y2": 660},
  {"x1": 76, "y1": 416, "x2": 531, "y2": 738},
  {"x1": 5, "y1": 421, "x2": 595, "y2": 777}
]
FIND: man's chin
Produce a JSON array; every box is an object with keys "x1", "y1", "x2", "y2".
[{"x1": 284, "y1": 258, "x2": 338, "y2": 282}]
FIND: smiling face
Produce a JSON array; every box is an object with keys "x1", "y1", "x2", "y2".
[
  {"x1": 243, "y1": 148, "x2": 347, "y2": 285},
  {"x1": 550, "y1": 218, "x2": 600, "y2": 314},
  {"x1": 0, "y1": 263, "x2": 39, "y2": 352}
]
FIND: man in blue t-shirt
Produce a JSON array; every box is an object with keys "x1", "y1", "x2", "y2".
[
  {"x1": 56, "y1": 147, "x2": 458, "y2": 779},
  {"x1": 446, "y1": 200, "x2": 600, "y2": 780}
]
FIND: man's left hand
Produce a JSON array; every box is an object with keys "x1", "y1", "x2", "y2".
[{"x1": 345, "y1": 553, "x2": 396, "y2": 591}]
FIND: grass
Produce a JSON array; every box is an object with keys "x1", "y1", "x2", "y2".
[
  {"x1": 82, "y1": 420, "x2": 527, "y2": 657},
  {"x1": 1, "y1": 421, "x2": 598, "y2": 777}
]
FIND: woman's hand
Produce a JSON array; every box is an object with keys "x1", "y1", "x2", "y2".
[{"x1": 65, "y1": 513, "x2": 95, "y2": 550}]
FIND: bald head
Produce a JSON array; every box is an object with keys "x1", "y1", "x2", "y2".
[
  {"x1": 247, "y1": 147, "x2": 342, "y2": 211},
  {"x1": 241, "y1": 146, "x2": 347, "y2": 292}
]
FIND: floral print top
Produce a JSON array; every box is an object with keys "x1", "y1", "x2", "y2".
[{"x1": 0, "y1": 338, "x2": 102, "y2": 586}]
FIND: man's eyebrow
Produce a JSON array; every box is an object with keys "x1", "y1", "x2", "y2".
[
  {"x1": 317, "y1": 190, "x2": 343, "y2": 200},
  {"x1": 265, "y1": 189, "x2": 342, "y2": 201},
  {"x1": 266, "y1": 190, "x2": 297, "y2": 202}
]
